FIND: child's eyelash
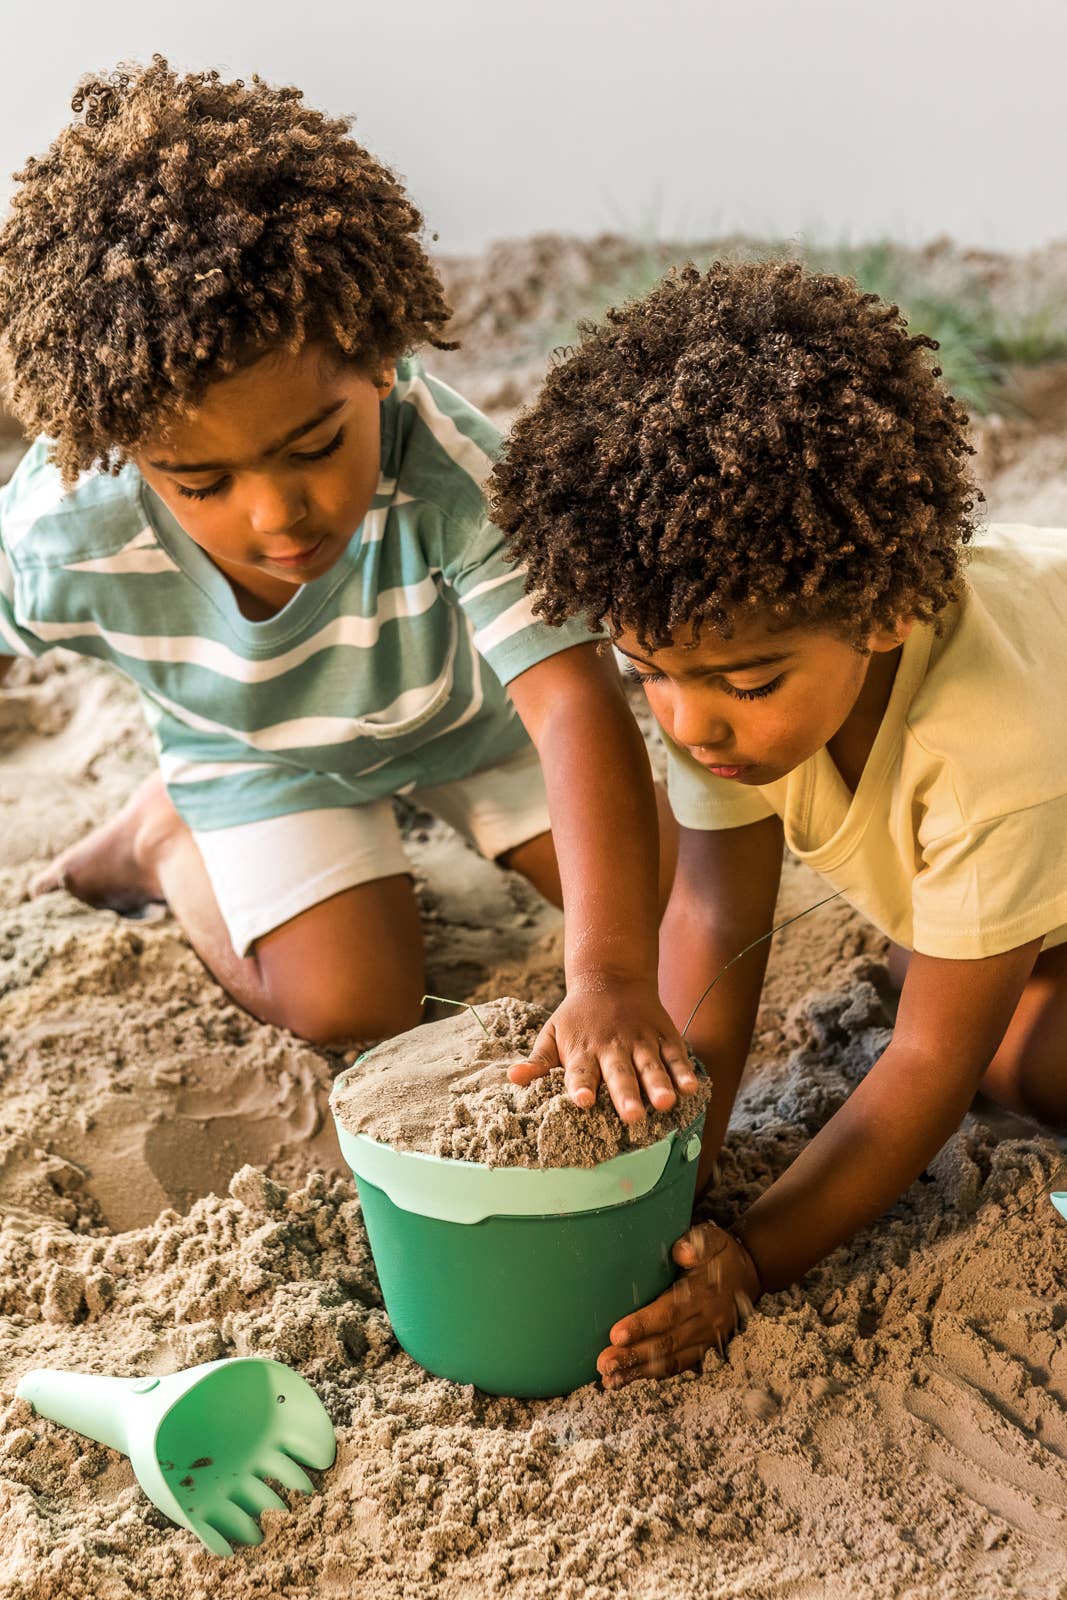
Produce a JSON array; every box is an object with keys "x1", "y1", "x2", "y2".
[
  {"x1": 293, "y1": 427, "x2": 345, "y2": 463},
  {"x1": 177, "y1": 478, "x2": 227, "y2": 502},
  {"x1": 724, "y1": 675, "x2": 784, "y2": 701},
  {"x1": 621, "y1": 661, "x2": 784, "y2": 700},
  {"x1": 621, "y1": 662, "x2": 665, "y2": 685},
  {"x1": 174, "y1": 428, "x2": 347, "y2": 501}
]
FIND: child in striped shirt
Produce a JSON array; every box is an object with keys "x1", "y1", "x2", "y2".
[{"x1": 0, "y1": 59, "x2": 694, "y2": 1107}]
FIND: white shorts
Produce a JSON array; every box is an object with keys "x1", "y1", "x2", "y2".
[{"x1": 193, "y1": 742, "x2": 551, "y2": 956}]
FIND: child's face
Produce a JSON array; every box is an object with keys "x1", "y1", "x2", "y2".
[
  {"x1": 134, "y1": 344, "x2": 394, "y2": 592},
  {"x1": 614, "y1": 613, "x2": 908, "y2": 786}
]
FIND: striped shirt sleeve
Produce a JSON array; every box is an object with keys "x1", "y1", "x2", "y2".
[
  {"x1": 434, "y1": 510, "x2": 600, "y2": 687},
  {"x1": 0, "y1": 489, "x2": 49, "y2": 658},
  {"x1": 406, "y1": 369, "x2": 600, "y2": 685}
]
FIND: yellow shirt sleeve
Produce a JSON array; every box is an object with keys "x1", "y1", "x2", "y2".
[
  {"x1": 911, "y1": 795, "x2": 1067, "y2": 959},
  {"x1": 664, "y1": 734, "x2": 777, "y2": 831}
]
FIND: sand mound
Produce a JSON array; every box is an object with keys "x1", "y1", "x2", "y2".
[
  {"x1": 2, "y1": 973, "x2": 1066, "y2": 1599},
  {"x1": 332, "y1": 997, "x2": 711, "y2": 1168}
]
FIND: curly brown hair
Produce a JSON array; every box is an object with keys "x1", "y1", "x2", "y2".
[
  {"x1": 0, "y1": 56, "x2": 454, "y2": 482},
  {"x1": 489, "y1": 259, "x2": 981, "y2": 648}
]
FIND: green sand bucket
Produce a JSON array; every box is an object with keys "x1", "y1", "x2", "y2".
[{"x1": 330, "y1": 1064, "x2": 705, "y2": 1398}]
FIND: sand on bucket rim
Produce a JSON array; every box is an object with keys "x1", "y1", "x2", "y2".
[{"x1": 330, "y1": 997, "x2": 712, "y2": 1168}]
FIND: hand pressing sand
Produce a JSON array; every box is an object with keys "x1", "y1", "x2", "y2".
[{"x1": 331, "y1": 997, "x2": 711, "y2": 1168}]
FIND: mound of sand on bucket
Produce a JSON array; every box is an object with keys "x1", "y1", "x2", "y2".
[{"x1": 330, "y1": 997, "x2": 711, "y2": 1168}]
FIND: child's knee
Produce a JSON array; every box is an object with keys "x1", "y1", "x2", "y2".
[
  {"x1": 1016, "y1": 1079, "x2": 1067, "y2": 1132},
  {"x1": 982, "y1": 1047, "x2": 1067, "y2": 1132},
  {"x1": 274, "y1": 987, "x2": 423, "y2": 1049}
]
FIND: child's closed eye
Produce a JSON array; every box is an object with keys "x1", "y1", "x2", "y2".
[
  {"x1": 174, "y1": 427, "x2": 347, "y2": 501},
  {"x1": 291, "y1": 427, "x2": 346, "y2": 464},
  {"x1": 620, "y1": 661, "x2": 666, "y2": 686},
  {"x1": 176, "y1": 478, "x2": 229, "y2": 502},
  {"x1": 621, "y1": 661, "x2": 785, "y2": 700},
  {"x1": 723, "y1": 675, "x2": 784, "y2": 701}
]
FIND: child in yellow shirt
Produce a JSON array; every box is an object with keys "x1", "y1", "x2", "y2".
[{"x1": 491, "y1": 259, "x2": 1067, "y2": 1386}]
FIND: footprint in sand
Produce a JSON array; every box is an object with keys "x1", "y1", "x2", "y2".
[{"x1": 905, "y1": 1310, "x2": 1067, "y2": 1544}]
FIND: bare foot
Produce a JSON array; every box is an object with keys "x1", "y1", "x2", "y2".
[{"x1": 30, "y1": 773, "x2": 179, "y2": 911}]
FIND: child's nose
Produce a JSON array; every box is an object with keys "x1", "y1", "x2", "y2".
[
  {"x1": 668, "y1": 695, "x2": 733, "y2": 753},
  {"x1": 246, "y1": 478, "x2": 308, "y2": 537}
]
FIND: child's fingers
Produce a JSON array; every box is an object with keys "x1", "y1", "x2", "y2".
[
  {"x1": 630, "y1": 1043, "x2": 678, "y2": 1111},
  {"x1": 602, "y1": 1339, "x2": 709, "y2": 1389},
  {"x1": 507, "y1": 1021, "x2": 560, "y2": 1085},
  {"x1": 596, "y1": 1049, "x2": 647, "y2": 1124},
  {"x1": 561, "y1": 1051, "x2": 601, "y2": 1109},
  {"x1": 671, "y1": 1220, "x2": 732, "y2": 1270},
  {"x1": 599, "y1": 1309, "x2": 708, "y2": 1382},
  {"x1": 607, "y1": 1277, "x2": 690, "y2": 1348},
  {"x1": 659, "y1": 1037, "x2": 700, "y2": 1094}
]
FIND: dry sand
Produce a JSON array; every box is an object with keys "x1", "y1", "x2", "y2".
[
  {"x1": 331, "y1": 997, "x2": 711, "y2": 1168},
  {"x1": 2, "y1": 236, "x2": 1067, "y2": 1598}
]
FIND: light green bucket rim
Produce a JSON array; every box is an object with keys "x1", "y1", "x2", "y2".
[{"x1": 333, "y1": 1114, "x2": 704, "y2": 1225}]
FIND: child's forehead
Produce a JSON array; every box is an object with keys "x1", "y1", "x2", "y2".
[
  {"x1": 143, "y1": 344, "x2": 365, "y2": 465},
  {"x1": 159, "y1": 345, "x2": 338, "y2": 430}
]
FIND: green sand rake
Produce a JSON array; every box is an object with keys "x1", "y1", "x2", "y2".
[{"x1": 16, "y1": 1356, "x2": 336, "y2": 1557}]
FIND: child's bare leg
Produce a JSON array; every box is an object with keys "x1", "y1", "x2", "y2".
[
  {"x1": 888, "y1": 939, "x2": 1067, "y2": 1128},
  {"x1": 32, "y1": 774, "x2": 424, "y2": 1044},
  {"x1": 978, "y1": 943, "x2": 1067, "y2": 1127}
]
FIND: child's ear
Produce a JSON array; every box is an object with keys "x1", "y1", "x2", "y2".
[
  {"x1": 866, "y1": 617, "x2": 915, "y2": 653},
  {"x1": 375, "y1": 365, "x2": 397, "y2": 400}
]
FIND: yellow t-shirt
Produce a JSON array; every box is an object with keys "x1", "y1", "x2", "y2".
[{"x1": 665, "y1": 523, "x2": 1067, "y2": 960}]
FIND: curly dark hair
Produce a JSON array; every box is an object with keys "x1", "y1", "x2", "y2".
[
  {"x1": 489, "y1": 259, "x2": 981, "y2": 648},
  {"x1": 0, "y1": 56, "x2": 455, "y2": 481}
]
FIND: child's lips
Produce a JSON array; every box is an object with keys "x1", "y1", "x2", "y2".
[
  {"x1": 690, "y1": 755, "x2": 754, "y2": 780},
  {"x1": 264, "y1": 534, "x2": 329, "y2": 570}
]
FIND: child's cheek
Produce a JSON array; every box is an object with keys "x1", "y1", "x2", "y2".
[{"x1": 749, "y1": 699, "x2": 809, "y2": 765}]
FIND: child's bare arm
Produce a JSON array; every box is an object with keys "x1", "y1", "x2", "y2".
[
  {"x1": 738, "y1": 936, "x2": 1044, "y2": 1289},
  {"x1": 0, "y1": 656, "x2": 15, "y2": 682},
  {"x1": 507, "y1": 643, "x2": 697, "y2": 1118},
  {"x1": 658, "y1": 817, "x2": 783, "y2": 1189},
  {"x1": 600, "y1": 934, "x2": 1043, "y2": 1387}
]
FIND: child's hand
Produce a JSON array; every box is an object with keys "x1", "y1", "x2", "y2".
[
  {"x1": 508, "y1": 978, "x2": 698, "y2": 1123},
  {"x1": 597, "y1": 1222, "x2": 762, "y2": 1388}
]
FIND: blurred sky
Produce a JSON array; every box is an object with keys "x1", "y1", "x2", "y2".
[{"x1": 2, "y1": 0, "x2": 1065, "y2": 256}]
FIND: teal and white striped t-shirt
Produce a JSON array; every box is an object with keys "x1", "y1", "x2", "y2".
[{"x1": 0, "y1": 357, "x2": 595, "y2": 832}]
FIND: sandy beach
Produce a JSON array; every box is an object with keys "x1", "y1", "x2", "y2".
[{"x1": 2, "y1": 236, "x2": 1067, "y2": 1599}]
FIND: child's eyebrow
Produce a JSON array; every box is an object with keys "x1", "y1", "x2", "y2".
[
  {"x1": 615, "y1": 646, "x2": 793, "y2": 678},
  {"x1": 148, "y1": 399, "x2": 346, "y2": 474}
]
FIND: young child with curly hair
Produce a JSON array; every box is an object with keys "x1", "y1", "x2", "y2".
[
  {"x1": 0, "y1": 58, "x2": 695, "y2": 1101},
  {"x1": 491, "y1": 258, "x2": 1067, "y2": 1386}
]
